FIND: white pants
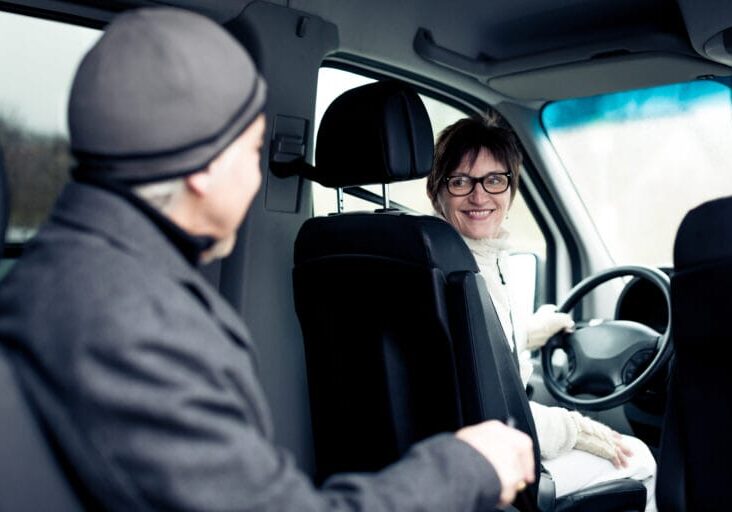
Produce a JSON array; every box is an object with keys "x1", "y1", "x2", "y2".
[{"x1": 542, "y1": 435, "x2": 657, "y2": 512}]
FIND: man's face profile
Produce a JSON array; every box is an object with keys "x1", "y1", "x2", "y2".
[{"x1": 191, "y1": 113, "x2": 266, "y2": 262}]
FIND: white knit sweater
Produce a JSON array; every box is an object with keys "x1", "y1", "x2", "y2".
[{"x1": 462, "y1": 231, "x2": 578, "y2": 460}]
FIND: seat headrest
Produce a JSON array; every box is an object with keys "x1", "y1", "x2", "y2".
[
  {"x1": 0, "y1": 147, "x2": 8, "y2": 254},
  {"x1": 313, "y1": 80, "x2": 434, "y2": 188},
  {"x1": 674, "y1": 195, "x2": 732, "y2": 270}
]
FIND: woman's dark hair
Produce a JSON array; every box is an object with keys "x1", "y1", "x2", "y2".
[{"x1": 427, "y1": 116, "x2": 522, "y2": 212}]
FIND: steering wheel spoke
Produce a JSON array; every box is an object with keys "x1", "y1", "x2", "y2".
[{"x1": 542, "y1": 266, "x2": 672, "y2": 410}]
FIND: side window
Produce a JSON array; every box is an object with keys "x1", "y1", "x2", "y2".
[
  {"x1": 0, "y1": 11, "x2": 101, "y2": 249},
  {"x1": 313, "y1": 67, "x2": 547, "y2": 315}
]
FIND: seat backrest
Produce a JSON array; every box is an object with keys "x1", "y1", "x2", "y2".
[
  {"x1": 292, "y1": 81, "x2": 541, "y2": 501},
  {"x1": 0, "y1": 146, "x2": 84, "y2": 511},
  {"x1": 658, "y1": 196, "x2": 732, "y2": 511}
]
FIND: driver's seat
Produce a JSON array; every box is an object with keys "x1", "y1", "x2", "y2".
[
  {"x1": 291, "y1": 80, "x2": 647, "y2": 512},
  {"x1": 657, "y1": 196, "x2": 732, "y2": 510}
]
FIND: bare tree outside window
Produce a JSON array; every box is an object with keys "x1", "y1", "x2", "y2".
[{"x1": 0, "y1": 11, "x2": 100, "y2": 243}]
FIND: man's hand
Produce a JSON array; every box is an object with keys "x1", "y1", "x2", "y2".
[
  {"x1": 526, "y1": 304, "x2": 575, "y2": 351},
  {"x1": 456, "y1": 420, "x2": 535, "y2": 508}
]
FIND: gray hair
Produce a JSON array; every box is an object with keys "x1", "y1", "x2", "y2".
[{"x1": 132, "y1": 178, "x2": 185, "y2": 212}]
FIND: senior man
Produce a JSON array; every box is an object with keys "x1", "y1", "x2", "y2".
[{"x1": 0, "y1": 7, "x2": 533, "y2": 511}]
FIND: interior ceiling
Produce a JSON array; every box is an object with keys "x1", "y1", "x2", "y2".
[
  {"x1": 406, "y1": 0, "x2": 687, "y2": 62},
  {"x1": 8, "y1": 0, "x2": 732, "y2": 101},
  {"x1": 290, "y1": 0, "x2": 732, "y2": 100}
]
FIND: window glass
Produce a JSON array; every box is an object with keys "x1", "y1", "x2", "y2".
[
  {"x1": 543, "y1": 78, "x2": 732, "y2": 267},
  {"x1": 0, "y1": 11, "x2": 101, "y2": 243}
]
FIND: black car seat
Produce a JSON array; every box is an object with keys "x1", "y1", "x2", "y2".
[
  {"x1": 657, "y1": 196, "x2": 732, "y2": 511},
  {"x1": 290, "y1": 80, "x2": 646, "y2": 512},
  {"x1": 0, "y1": 146, "x2": 84, "y2": 510}
]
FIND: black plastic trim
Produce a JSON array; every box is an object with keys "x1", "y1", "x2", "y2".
[{"x1": 0, "y1": 1, "x2": 108, "y2": 29}]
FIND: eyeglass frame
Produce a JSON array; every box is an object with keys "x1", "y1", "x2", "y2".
[{"x1": 442, "y1": 171, "x2": 513, "y2": 197}]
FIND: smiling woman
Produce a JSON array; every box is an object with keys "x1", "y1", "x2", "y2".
[{"x1": 543, "y1": 78, "x2": 732, "y2": 267}]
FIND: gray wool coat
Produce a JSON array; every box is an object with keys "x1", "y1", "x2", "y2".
[{"x1": 0, "y1": 182, "x2": 501, "y2": 511}]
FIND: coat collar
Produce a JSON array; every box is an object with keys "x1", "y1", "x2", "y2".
[{"x1": 50, "y1": 182, "x2": 256, "y2": 354}]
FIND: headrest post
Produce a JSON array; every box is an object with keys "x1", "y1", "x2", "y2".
[
  {"x1": 382, "y1": 183, "x2": 391, "y2": 210},
  {"x1": 336, "y1": 187, "x2": 344, "y2": 213}
]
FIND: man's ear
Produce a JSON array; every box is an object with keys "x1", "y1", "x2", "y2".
[{"x1": 185, "y1": 168, "x2": 212, "y2": 198}]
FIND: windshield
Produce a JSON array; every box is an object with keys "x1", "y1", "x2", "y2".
[{"x1": 542, "y1": 78, "x2": 732, "y2": 267}]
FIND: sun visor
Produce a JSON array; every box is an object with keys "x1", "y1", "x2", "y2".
[{"x1": 488, "y1": 53, "x2": 731, "y2": 101}]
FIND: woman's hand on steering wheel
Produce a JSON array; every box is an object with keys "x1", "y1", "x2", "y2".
[{"x1": 526, "y1": 304, "x2": 575, "y2": 351}]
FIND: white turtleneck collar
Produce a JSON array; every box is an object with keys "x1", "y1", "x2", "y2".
[{"x1": 460, "y1": 228, "x2": 512, "y2": 259}]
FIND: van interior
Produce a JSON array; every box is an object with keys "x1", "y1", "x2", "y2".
[{"x1": 1, "y1": 0, "x2": 732, "y2": 510}]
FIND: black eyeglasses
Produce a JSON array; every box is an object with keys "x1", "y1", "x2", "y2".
[{"x1": 443, "y1": 172, "x2": 512, "y2": 196}]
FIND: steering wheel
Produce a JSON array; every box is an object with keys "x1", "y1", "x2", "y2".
[{"x1": 541, "y1": 265, "x2": 672, "y2": 411}]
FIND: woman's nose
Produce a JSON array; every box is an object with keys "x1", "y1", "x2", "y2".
[{"x1": 469, "y1": 182, "x2": 490, "y2": 201}]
